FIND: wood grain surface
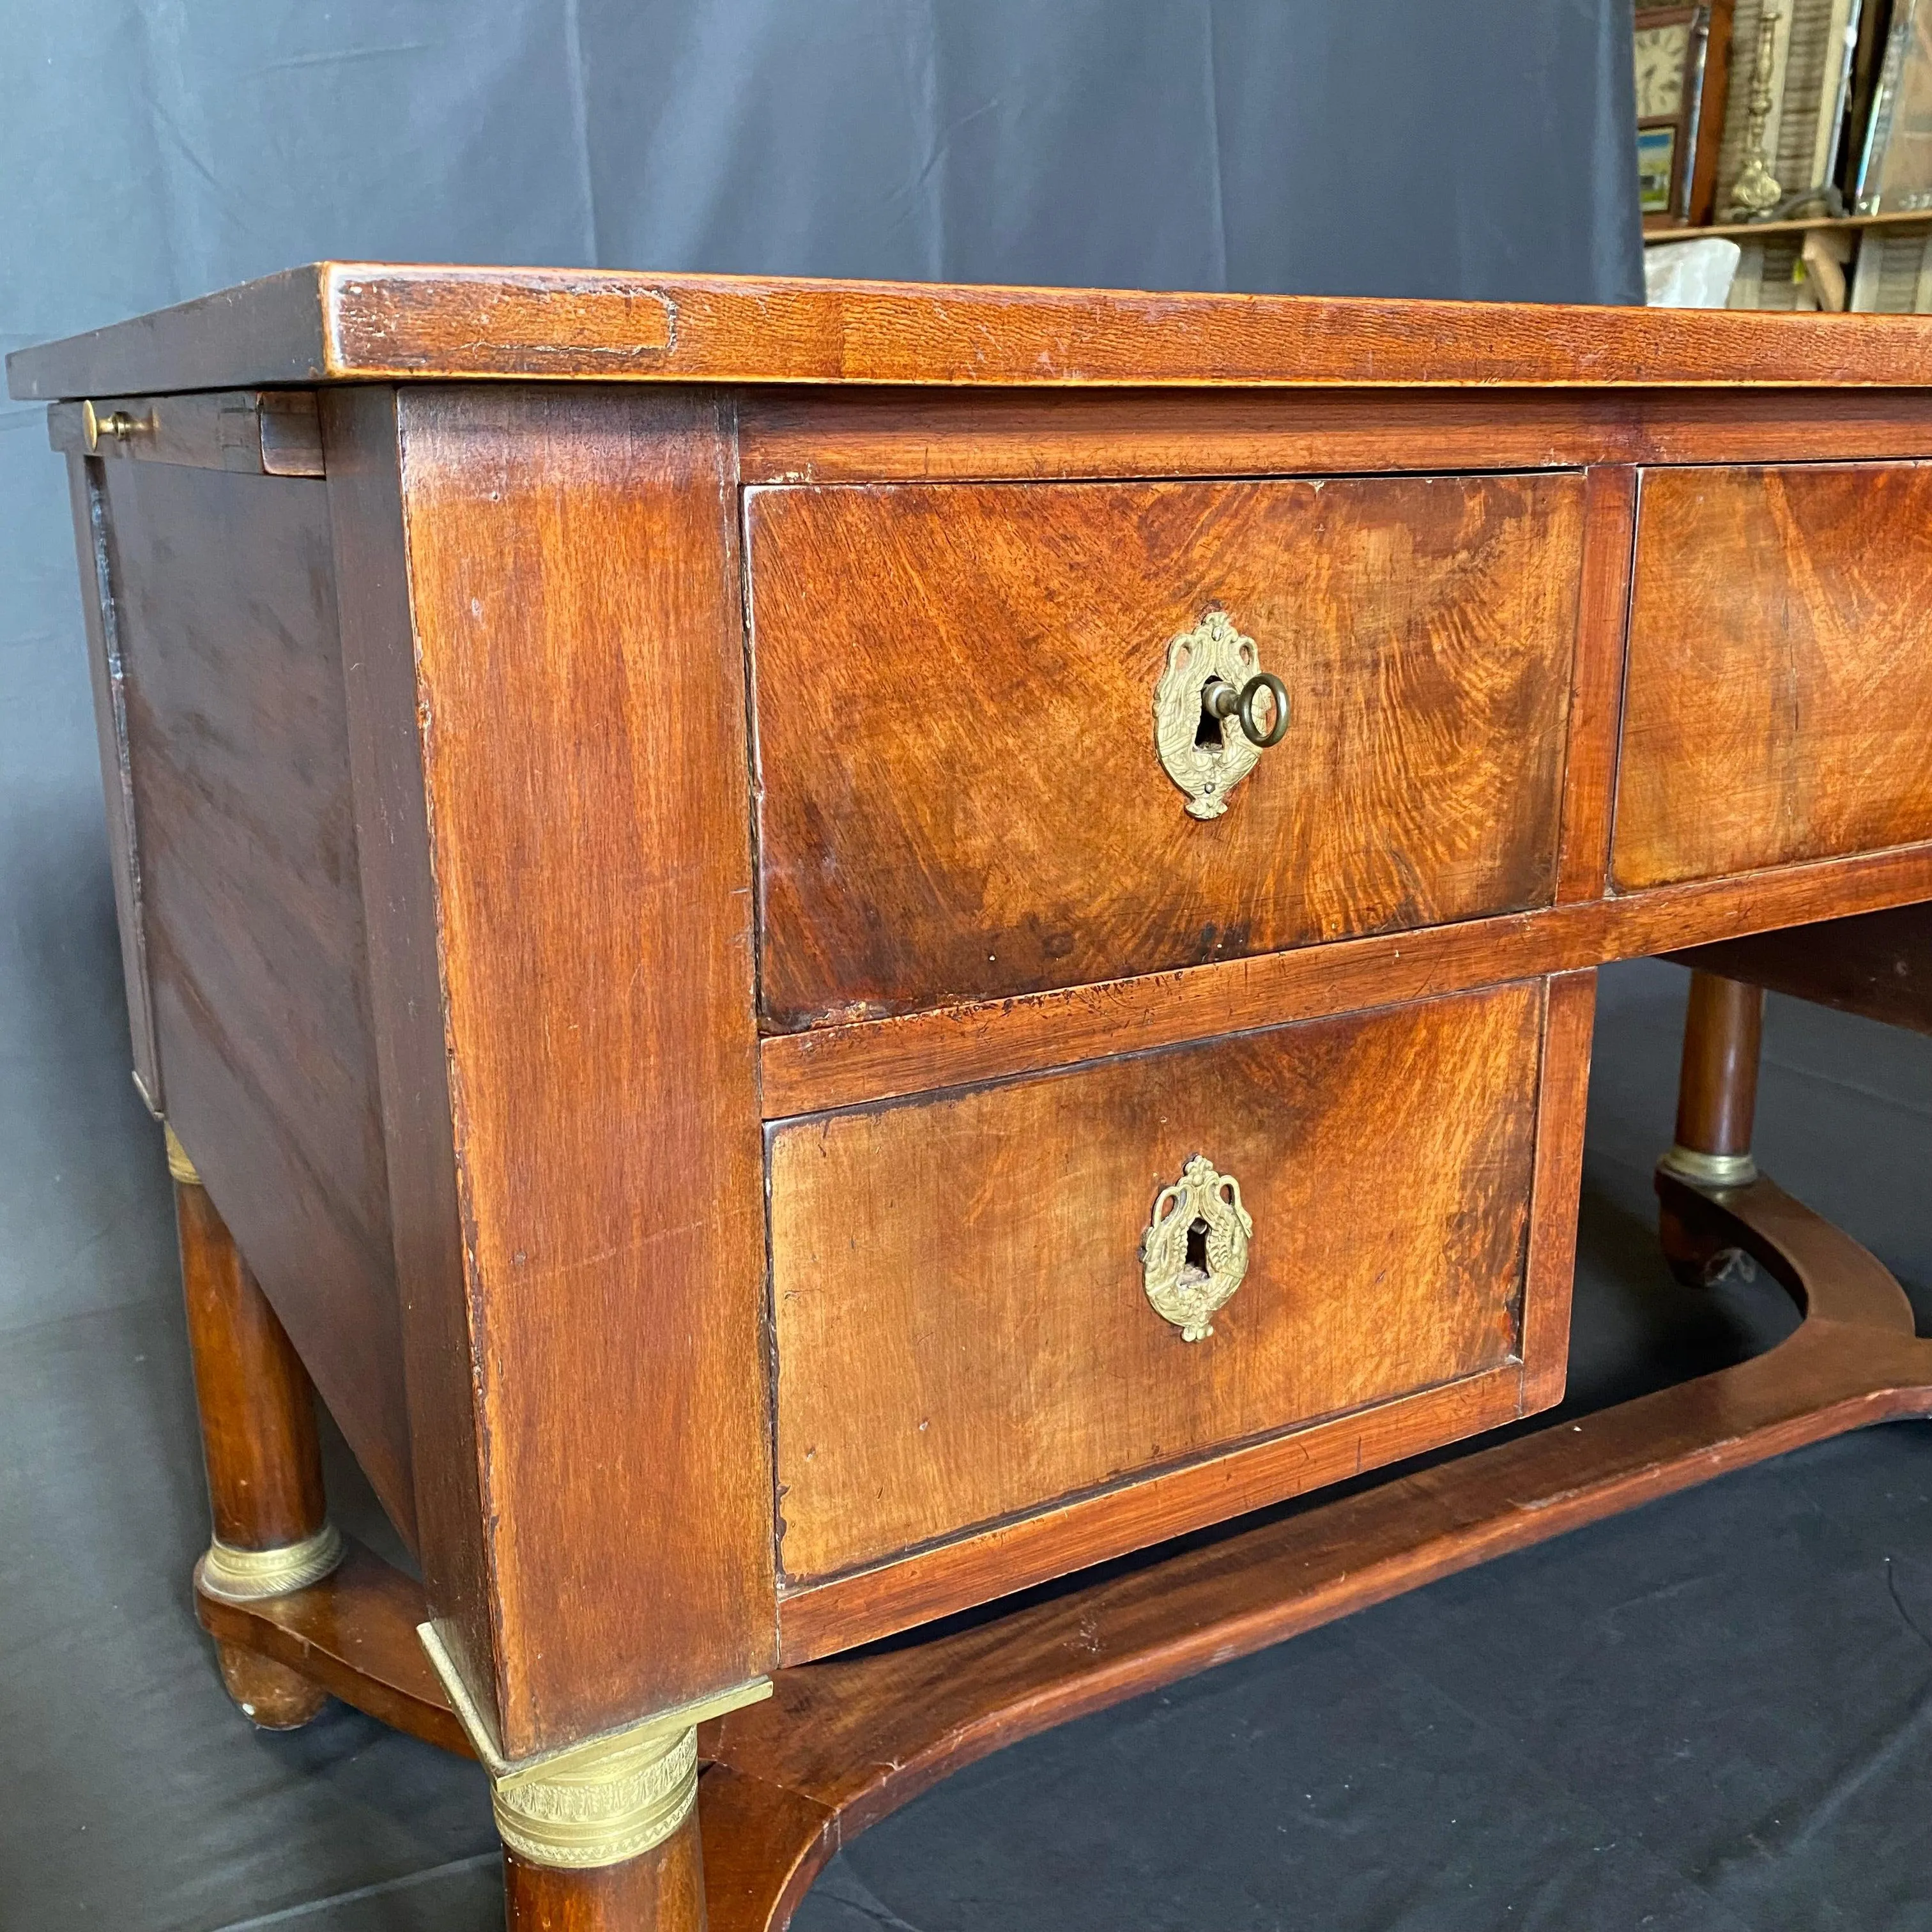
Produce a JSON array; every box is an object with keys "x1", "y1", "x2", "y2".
[
  {"x1": 19, "y1": 262, "x2": 1932, "y2": 397},
  {"x1": 739, "y1": 387, "x2": 1932, "y2": 484},
  {"x1": 341, "y1": 385, "x2": 775, "y2": 1759},
  {"x1": 707, "y1": 1176, "x2": 1932, "y2": 1932},
  {"x1": 1674, "y1": 971, "x2": 1765, "y2": 1158},
  {"x1": 770, "y1": 984, "x2": 1544, "y2": 1584},
  {"x1": 751, "y1": 472, "x2": 1583, "y2": 1027},
  {"x1": 1554, "y1": 468, "x2": 1639, "y2": 904},
  {"x1": 212, "y1": 1643, "x2": 330, "y2": 1729},
  {"x1": 505, "y1": 1825, "x2": 705, "y2": 1932},
  {"x1": 1519, "y1": 970, "x2": 1597, "y2": 1411},
  {"x1": 758, "y1": 839, "x2": 1932, "y2": 1118},
  {"x1": 1614, "y1": 463, "x2": 1932, "y2": 890},
  {"x1": 96, "y1": 456, "x2": 414, "y2": 1537},
  {"x1": 775, "y1": 1368, "x2": 1525, "y2": 1662},
  {"x1": 325, "y1": 388, "x2": 500, "y2": 1733}
]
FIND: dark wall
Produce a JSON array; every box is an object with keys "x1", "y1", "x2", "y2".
[{"x1": 578, "y1": 1, "x2": 1644, "y2": 297}]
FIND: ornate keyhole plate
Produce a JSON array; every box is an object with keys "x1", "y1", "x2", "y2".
[
  {"x1": 1142, "y1": 1154, "x2": 1254, "y2": 1342},
  {"x1": 1153, "y1": 610, "x2": 1264, "y2": 819}
]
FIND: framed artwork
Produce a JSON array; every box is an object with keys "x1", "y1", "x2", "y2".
[{"x1": 1636, "y1": 2, "x2": 1735, "y2": 226}]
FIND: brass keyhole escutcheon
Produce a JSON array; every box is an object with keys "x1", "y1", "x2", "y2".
[
  {"x1": 1142, "y1": 1154, "x2": 1253, "y2": 1342},
  {"x1": 1152, "y1": 611, "x2": 1289, "y2": 818}
]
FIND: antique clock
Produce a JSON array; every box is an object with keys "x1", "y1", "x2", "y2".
[{"x1": 1636, "y1": 1, "x2": 1734, "y2": 227}]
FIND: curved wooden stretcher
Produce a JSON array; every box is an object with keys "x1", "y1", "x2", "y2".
[{"x1": 197, "y1": 977, "x2": 1932, "y2": 1929}]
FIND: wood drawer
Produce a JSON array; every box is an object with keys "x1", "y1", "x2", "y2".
[
  {"x1": 747, "y1": 473, "x2": 1586, "y2": 1030},
  {"x1": 769, "y1": 979, "x2": 1581, "y2": 1593},
  {"x1": 1614, "y1": 462, "x2": 1932, "y2": 890}
]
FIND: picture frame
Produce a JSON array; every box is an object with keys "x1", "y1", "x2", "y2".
[{"x1": 1636, "y1": 2, "x2": 1735, "y2": 227}]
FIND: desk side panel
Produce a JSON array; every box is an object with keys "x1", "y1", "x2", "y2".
[
  {"x1": 91, "y1": 455, "x2": 415, "y2": 1540},
  {"x1": 334, "y1": 384, "x2": 776, "y2": 1761}
]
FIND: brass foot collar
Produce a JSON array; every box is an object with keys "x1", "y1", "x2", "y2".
[
  {"x1": 418, "y1": 1621, "x2": 770, "y2": 1869},
  {"x1": 197, "y1": 1523, "x2": 344, "y2": 1602},
  {"x1": 1657, "y1": 1144, "x2": 1759, "y2": 1190},
  {"x1": 164, "y1": 1123, "x2": 201, "y2": 1187}
]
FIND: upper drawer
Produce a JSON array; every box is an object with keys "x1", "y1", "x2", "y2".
[
  {"x1": 747, "y1": 473, "x2": 1585, "y2": 1030},
  {"x1": 1614, "y1": 463, "x2": 1932, "y2": 891}
]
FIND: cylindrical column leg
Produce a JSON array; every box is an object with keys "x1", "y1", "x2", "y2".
[
  {"x1": 504, "y1": 1808, "x2": 707, "y2": 1931},
  {"x1": 416, "y1": 1620, "x2": 750, "y2": 1932},
  {"x1": 1667, "y1": 971, "x2": 1765, "y2": 1172},
  {"x1": 169, "y1": 1124, "x2": 339, "y2": 1728},
  {"x1": 1657, "y1": 972, "x2": 1766, "y2": 1285}
]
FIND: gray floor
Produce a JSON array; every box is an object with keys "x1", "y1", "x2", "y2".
[{"x1": 5, "y1": 958, "x2": 1931, "y2": 1930}]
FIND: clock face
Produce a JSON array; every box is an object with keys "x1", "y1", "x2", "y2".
[{"x1": 1635, "y1": 21, "x2": 1690, "y2": 121}]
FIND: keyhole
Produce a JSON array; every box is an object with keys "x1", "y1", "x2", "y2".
[
  {"x1": 1193, "y1": 698, "x2": 1224, "y2": 753},
  {"x1": 1183, "y1": 1216, "x2": 1211, "y2": 1280}
]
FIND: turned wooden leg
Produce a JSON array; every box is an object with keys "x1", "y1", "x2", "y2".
[
  {"x1": 214, "y1": 1641, "x2": 334, "y2": 1730},
  {"x1": 504, "y1": 1808, "x2": 707, "y2": 1931},
  {"x1": 169, "y1": 1124, "x2": 339, "y2": 1728},
  {"x1": 1658, "y1": 970, "x2": 1765, "y2": 1286}
]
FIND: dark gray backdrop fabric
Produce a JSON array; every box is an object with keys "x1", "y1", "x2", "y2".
[{"x1": 0, "y1": 4, "x2": 1676, "y2": 1927}]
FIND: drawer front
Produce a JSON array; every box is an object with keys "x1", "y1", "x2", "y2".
[
  {"x1": 1614, "y1": 462, "x2": 1932, "y2": 891},
  {"x1": 770, "y1": 981, "x2": 1551, "y2": 1584},
  {"x1": 748, "y1": 473, "x2": 1585, "y2": 1030}
]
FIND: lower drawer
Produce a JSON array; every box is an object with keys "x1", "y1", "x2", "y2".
[{"x1": 768, "y1": 978, "x2": 1584, "y2": 1607}]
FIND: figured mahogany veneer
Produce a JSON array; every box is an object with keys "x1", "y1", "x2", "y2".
[
  {"x1": 771, "y1": 983, "x2": 1553, "y2": 1587},
  {"x1": 749, "y1": 473, "x2": 1582, "y2": 1026},
  {"x1": 20, "y1": 271, "x2": 1932, "y2": 1930},
  {"x1": 756, "y1": 842, "x2": 1932, "y2": 1119},
  {"x1": 1616, "y1": 463, "x2": 1932, "y2": 890}
]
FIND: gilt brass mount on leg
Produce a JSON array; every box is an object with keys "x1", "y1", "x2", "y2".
[
  {"x1": 419, "y1": 1621, "x2": 770, "y2": 1872},
  {"x1": 1657, "y1": 1144, "x2": 1759, "y2": 1188},
  {"x1": 164, "y1": 1121, "x2": 201, "y2": 1187},
  {"x1": 197, "y1": 1524, "x2": 346, "y2": 1602}
]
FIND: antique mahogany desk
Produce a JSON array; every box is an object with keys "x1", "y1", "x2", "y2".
[{"x1": 15, "y1": 268, "x2": 1932, "y2": 1928}]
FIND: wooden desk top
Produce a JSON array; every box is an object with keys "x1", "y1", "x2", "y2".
[{"x1": 11, "y1": 261, "x2": 1932, "y2": 399}]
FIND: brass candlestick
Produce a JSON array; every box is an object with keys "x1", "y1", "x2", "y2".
[{"x1": 1728, "y1": 1, "x2": 1785, "y2": 217}]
